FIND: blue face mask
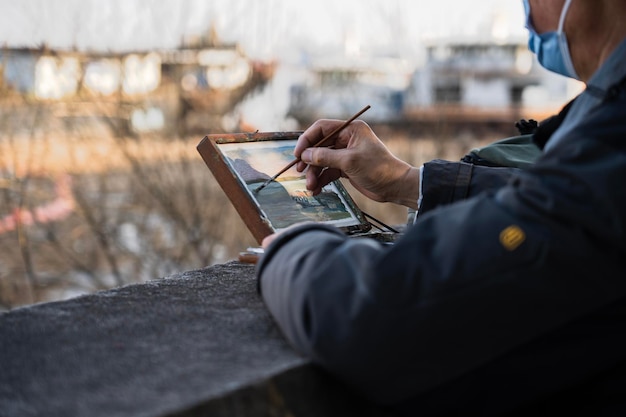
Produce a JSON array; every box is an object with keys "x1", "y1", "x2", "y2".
[{"x1": 523, "y1": 0, "x2": 579, "y2": 80}]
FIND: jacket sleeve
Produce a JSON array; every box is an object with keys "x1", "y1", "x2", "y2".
[
  {"x1": 256, "y1": 95, "x2": 626, "y2": 407},
  {"x1": 258, "y1": 201, "x2": 626, "y2": 408},
  {"x1": 418, "y1": 159, "x2": 520, "y2": 215},
  {"x1": 418, "y1": 134, "x2": 542, "y2": 216}
]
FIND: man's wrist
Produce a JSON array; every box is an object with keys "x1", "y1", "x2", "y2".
[{"x1": 389, "y1": 165, "x2": 421, "y2": 209}]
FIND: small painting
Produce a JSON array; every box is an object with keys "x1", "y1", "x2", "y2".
[{"x1": 197, "y1": 132, "x2": 371, "y2": 242}]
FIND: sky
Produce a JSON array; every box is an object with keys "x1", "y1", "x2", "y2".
[{"x1": 0, "y1": 0, "x2": 526, "y2": 59}]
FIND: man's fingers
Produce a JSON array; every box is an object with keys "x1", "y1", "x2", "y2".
[
  {"x1": 305, "y1": 163, "x2": 341, "y2": 193},
  {"x1": 261, "y1": 233, "x2": 278, "y2": 249},
  {"x1": 296, "y1": 160, "x2": 308, "y2": 172},
  {"x1": 295, "y1": 119, "x2": 349, "y2": 157},
  {"x1": 301, "y1": 147, "x2": 344, "y2": 169},
  {"x1": 315, "y1": 168, "x2": 342, "y2": 191}
]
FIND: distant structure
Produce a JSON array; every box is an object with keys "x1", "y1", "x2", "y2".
[
  {"x1": 402, "y1": 36, "x2": 582, "y2": 128},
  {"x1": 0, "y1": 30, "x2": 275, "y2": 135},
  {"x1": 287, "y1": 54, "x2": 414, "y2": 124},
  {"x1": 287, "y1": 36, "x2": 582, "y2": 132}
]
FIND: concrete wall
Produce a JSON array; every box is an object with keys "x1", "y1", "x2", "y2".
[{"x1": 0, "y1": 261, "x2": 393, "y2": 417}]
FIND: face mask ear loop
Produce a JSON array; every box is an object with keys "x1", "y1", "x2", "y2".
[
  {"x1": 558, "y1": 0, "x2": 574, "y2": 34},
  {"x1": 557, "y1": 0, "x2": 579, "y2": 79}
]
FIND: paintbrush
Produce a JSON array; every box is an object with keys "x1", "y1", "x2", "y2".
[{"x1": 253, "y1": 105, "x2": 371, "y2": 194}]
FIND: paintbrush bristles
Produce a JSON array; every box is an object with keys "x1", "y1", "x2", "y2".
[{"x1": 253, "y1": 104, "x2": 371, "y2": 194}]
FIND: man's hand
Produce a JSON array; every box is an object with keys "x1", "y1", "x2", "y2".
[
  {"x1": 295, "y1": 119, "x2": 420, "y2": 209},
  {"x1": 262, "y1": 232, "x2": 279, "y2": 249},
  {"x1": 261, "y1": 222, "x2": 315, "y2": 249}
]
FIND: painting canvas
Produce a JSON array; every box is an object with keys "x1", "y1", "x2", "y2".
[{"x1": 197, "y1": 132, "x2": 371, "y2": 243}]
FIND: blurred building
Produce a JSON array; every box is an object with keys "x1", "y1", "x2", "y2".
[
  {"x1": 0, "y1": 34, "x2": 275, "y2": 135},
  {"x1": 287, "y1": 35, "x2": 583, "y2": 131},
  {"x1": 404, "y1": 36, "x2": 582, "y2": 122},
  {"x1": 287, "y1": 54, "x2": 415, "y2": 124}
]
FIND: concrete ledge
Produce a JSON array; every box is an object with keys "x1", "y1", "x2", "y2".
[{"x1": 0, "y1": 261, "x2": 392, "y2": 417}]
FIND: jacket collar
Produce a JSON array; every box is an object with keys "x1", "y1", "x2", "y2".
[{"x1": 585, "y1": 37, "x2": 626, "y2": 96}]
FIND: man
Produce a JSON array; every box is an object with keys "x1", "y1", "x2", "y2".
[{"x1": 257, "y1": 1, "x2": 626, "y2": 415}]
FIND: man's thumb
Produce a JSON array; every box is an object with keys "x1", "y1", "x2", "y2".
[{"x1": 301, "y1": 147, "x2": 341, "y2": 168}]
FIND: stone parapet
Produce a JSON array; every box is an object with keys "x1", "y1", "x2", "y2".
[{"x1": 0, "y1": 261, "x2": 392, "y2": 417}]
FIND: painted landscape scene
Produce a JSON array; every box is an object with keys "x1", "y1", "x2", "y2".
[{"x1": 222, "y1": 141, "x2": 359, "y2": 230}]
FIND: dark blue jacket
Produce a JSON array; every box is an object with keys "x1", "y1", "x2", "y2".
[{"x1": 256, "y1": 40, "x2": 626, "y2": 416}]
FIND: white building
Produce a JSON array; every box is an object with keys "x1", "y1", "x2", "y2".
[{"x1": 405, "y1": 36, "x2": 583, "y2": 117}]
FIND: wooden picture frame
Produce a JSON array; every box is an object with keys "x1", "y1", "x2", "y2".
[{"x1": 197, "y1": 131, "x2": 372, "y2": 244}]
